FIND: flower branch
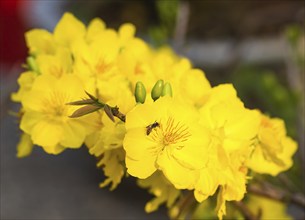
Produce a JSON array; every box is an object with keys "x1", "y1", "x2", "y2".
[
  {"x1": 232, "y1": 201, "x2": 261, "y2": 220},
  {"x1": 67, "y1": 91, "x2": 126, "y2": 122},
  {"x1": 248, "y1": 182, "x2": 305, "y2": 208}
]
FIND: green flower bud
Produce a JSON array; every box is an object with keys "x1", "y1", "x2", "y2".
[
  {"x1": 151, "y1": 79, "x2": 164, "y2": 101},
  {"x1": 161, "y1": 82, "x2": 173, "y2": 97},
  {"x1": 135, "y1": 81, "x2": 146, "y2": 104},
  {"x1": 26, "y1": 56, "x2": 40, "y2": 73}
]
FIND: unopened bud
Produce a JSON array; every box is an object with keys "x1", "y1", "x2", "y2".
[
  {"x1": 151, "y1": 79, "x2": 164, "y2": 101},
  {"x1": 161, "y1": 82, "x2": 173, "y2": 97},
  {"x1": 135, "y1": 81, "x2": 146, "y2": 104},
  {"x1": 26, "y1": 56, "x2": 39, "y2": 73}
]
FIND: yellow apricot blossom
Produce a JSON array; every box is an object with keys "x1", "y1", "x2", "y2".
[
  {"x1": 11, "y1": 71, "x2": 36, "y2": 102},
  {"x1": 86, "y1": 18, "x2": 106, "y2": 43},
  {"x1": 247, "y1": 113, "x2": 297, "y2": 176},
  {"x1": 123, "y1": 96, "x2": 211, "y2": 189},
  {"x1": 35, "y1": 47, "x2": 73, "y2": 78},
  {"x1": 53, "y1": 12, "x2": 86, "y2": 48},
  {"x1": 85, "y1": 113, "x2": 126, "y2": 190},
  {"x1": 194, "y1": 84, "x2": 260, "y2": 219},
  {"x1": 85, "y1": 88, "x2": 135, "y2": 190},
  {"x1": 20, "y1": 74, "x2": 96, "y2": 154},
  {"x1": 116, "y1": 38, "x2": 155, "y2": 90},
  {"x1": 25, "y1": 29, "x2": 56, "y2": 56}
]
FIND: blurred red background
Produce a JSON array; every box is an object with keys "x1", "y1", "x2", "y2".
[{"x1": 0, "y1": 0, "x2": 27, "y2": 67}]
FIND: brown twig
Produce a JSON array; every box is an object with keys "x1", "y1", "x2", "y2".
[
  {"x1": 172, "y1": 191, "x2": 195, "y2": 220},
  {"x1": 278, "y1": 173, "x2": 301, "y2": 193},
  {"x1": 232, "y1": 201, "x2": 260, "y2": 220},
  {"x1": 110, "y1": 106, "x2": 126, "y2": 123},
  {"x1": 248, "y1": 183, "x2": 305, "y2": 208},
  {"x1": 68, "y1": 92, "x2": 126, "y2": 123}
]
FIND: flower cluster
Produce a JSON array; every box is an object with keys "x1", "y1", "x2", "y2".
[{"x1": 12, "y1": 13, "x2": 297, "y2": 219}]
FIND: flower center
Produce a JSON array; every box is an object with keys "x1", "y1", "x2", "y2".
[
  {"x1": 50, "y1": 66, "x2": 64, "y2": 78},
  {"x1": 150, "y1": 117, "x2": 191, "y2": 147},
  {"x1": 42, "y1": 91, "x2": 70, "y2": 117},
  {"x1": 95, "y1": 58, "x2": 112, "y2": 75}
]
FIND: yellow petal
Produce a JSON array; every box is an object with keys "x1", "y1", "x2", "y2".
[
  {"x1": 172, "y1": 125, "x2": 211, "y2": 170},
  {"x1": 119, "y1": 23, "x2": 136, "y2": 43},
  {"x1": 125, "y1": 155, "x2": 157, "y2": 179},
  {"x1": 157, "y1": 149, "x2": 199, "y2": 189},
  {"x1": 125, "y1": 100, "x2": 166, "y2": 130},
  {"x1": 31, "y1": 74, "x2": 56, "y2": 91},
  {"x1": 179, "y1": 69, "x2": 211, "y2": 106},
  {"x1": 123, "y1": 128, "x2": 159, "y2": 178},
  {"x1": 87, "y1": 18, "x2": 106, "y2": 42},
  {"x1": 20, "y1": 111, "x2": 43, "y2": 134},
  {"x1": 25, "y1": 29, "x2": 55, "y2": 55},
  {"x1": 42, "y1": 144, "x2": 65, "y2": 155},
  {"x1": 11, "y1": 71, "x2": 36, "y2": 102},
  {"x1": 54, "y1": 12, "x2": 86, "y2": 47},
  {"x1": 31, "y1": 120, "x2": 63, "y2": 147},
  {"x1": 36, "y1": 47, "x2": 72, "y2": 77},
  {"x1": 60, "y1": 120, "x2": 86, "y2": 148},
  {"x1": 16, "y1": 133, "x2": 34, "y2": 158},
  {"x1": 225, "y1": 109, "x2": 260, "y2": 141}
]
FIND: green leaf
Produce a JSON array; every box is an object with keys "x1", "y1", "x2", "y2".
[
  {"x1": 104, "y1": 104, "x2": 115, "y2": 122},
  {"x1": 69, "y1": 105, "x2": 102, "y2": 118},
  {"x1": 66, "y1": 99, "x2": 96, "y2": 105}
]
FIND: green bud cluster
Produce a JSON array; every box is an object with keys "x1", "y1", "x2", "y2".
[
  {"x1": 151, "y1": 80, "x2": 172, "y2": 101},
  {"x1": 134, "y1": 80, "x2": 173, "y2": 103}
]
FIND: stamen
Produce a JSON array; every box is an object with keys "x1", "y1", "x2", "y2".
[
  {"x1": 162, "y1": 117, "x2": 191, "y2": 145},
  {"x1": 147, "y1": 117, "x2": 191, "y2": 150},
  {"x1": 95, "y1": 58, "x2": 111, "y2": 74}
]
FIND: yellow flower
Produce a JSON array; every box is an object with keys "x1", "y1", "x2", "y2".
[
  {"x1": 97, "y1": 148, "x2": 126, "y2": 191},
  {"x1": 194, "y1": 84, "x2": 260, "y2": 219},
  {"x1": 86, "y1": 18, "x2": 106, "y2": 43},
  {"x1": 123, "y1": 96, "x2": 211, "y2": 189},
  {"x1": 72, "y1": 28, "x2": 126, "y2": 100},
  {"x1": 247, "y1": 113, "x2": 297, "y2": 176},
  {"x1": 86, "y1": 115, "x2": 125, "y2": 154},
  {"x1": 116, "y1": 38, "x2": 155, "y2": 90},
  {"x1": 118, "y1": 23, "x2": 136, "y2": 46},
  {"x1": 72, "y1": 30, "x2": 120, "y2": 80},
  {"x1": 35, "y1": 47, "x2": 73, "y2": 78},
  {"x1": 85, "y1": 87, "x2": 135, "y2": 190},
  {"x1": 25, "y1": 29, "x2": 56, "y2": 56},
  {"x1": 85, "y1": 113, "x2": 126, "y2": 190},
  {"x1": 215, "y1": 167, "x2": 248, "y2": 219},
  {"x1": 20, "y1": 74, "x2": 96, "y2": 154},
  {"x1": 11, "y1": 71, "x2": 36, "y2": 102},
  {"x1": 53, "y1": 12, "x2": 86, "y2": 48},
  {"x1": 177, "y1": 68, "x2": 211, "y2": 107}
]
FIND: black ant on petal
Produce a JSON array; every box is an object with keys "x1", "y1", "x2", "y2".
[{"x1": 146, "y1": 121, "x2": 160, "y2": 135}]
